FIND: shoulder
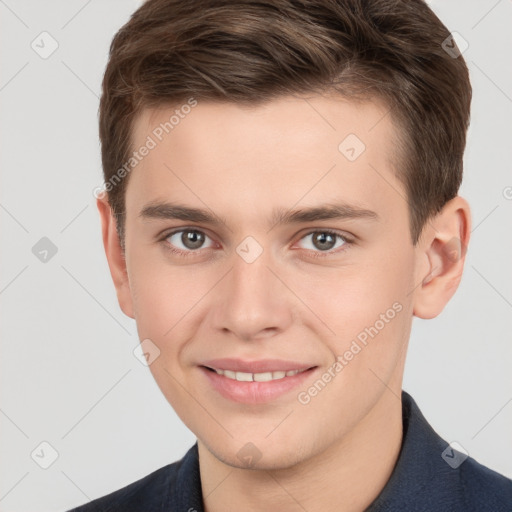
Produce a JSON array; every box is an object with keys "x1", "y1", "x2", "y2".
[
  {"x1": 458, "y1": 454, "x2": 512, "y2": 510},
  {"x1": 65, "y1": 445, "x2": 197, "y2": 512},
  {"x1": 367, "y1": 391, "x2": 512, "y2": 512},
  {"x1": 66, "y1": 463, "x2": 178, "y2": 512}
]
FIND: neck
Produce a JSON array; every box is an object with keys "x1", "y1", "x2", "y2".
[{"x1": 198, "y1": 389, "x2": 403, "y2": 512}]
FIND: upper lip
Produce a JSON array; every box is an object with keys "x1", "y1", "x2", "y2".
[{"x1": 201, "y1": 358, "x2": 316, "y2": 373}]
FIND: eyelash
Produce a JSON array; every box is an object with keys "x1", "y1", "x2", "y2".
[{"x1": 159, "y1": 228, "x2": 353, "y2": 259}]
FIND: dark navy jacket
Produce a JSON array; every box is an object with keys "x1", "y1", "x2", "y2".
[{"x1": 67, "y1": 390, "x2": 512, "y2": 511}]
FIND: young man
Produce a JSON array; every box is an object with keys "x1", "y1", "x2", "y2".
[{"x1": 69, "y1": 0, "x2": 512, "y2": 510}]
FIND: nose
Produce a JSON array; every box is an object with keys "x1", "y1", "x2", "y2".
[{"x1": 210, "y1": 248, "x2": 294, "y2": 341}]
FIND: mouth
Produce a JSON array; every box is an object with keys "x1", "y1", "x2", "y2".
[
  {"x1": 203, "y1": 366, "x2": 310, "y2": 382},
  {"x1": 199, "y1": 360, "x2": 317, "y2": 404}
]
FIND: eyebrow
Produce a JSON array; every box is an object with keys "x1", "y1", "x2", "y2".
[{"x1": 139, "y1": 201, "x2": 379, "y2": 228}]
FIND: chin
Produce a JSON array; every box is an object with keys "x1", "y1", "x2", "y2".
[{"x1": 202, "y1": 435, "x2": 311, "y2": 471}]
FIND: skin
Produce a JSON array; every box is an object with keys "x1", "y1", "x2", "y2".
[{"x1": 98, "y1": 93, "x2": 471, "y2": 512}]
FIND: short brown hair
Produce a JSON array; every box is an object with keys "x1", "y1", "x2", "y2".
[{"x1": 99, "y1": 0, "x2": 471, "y2": 250}]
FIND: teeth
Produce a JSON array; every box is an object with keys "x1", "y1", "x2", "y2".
[
  {"x1": 254, "y1": 372, "x2": 273, "y2": 382},
  {"x1": 213, "y1": 368, "x2": 307, "y2": 382},
  {"x1": 235, "y1": 371, "x2": 253, "y2": 382}
]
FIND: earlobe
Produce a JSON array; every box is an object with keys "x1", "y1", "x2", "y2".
[
  {"x1": 413, "y1": 196, "x2": 471, "y2": 319},
  {"x1": 96, "y1": 195, "x2": 135, "y2": 319}
]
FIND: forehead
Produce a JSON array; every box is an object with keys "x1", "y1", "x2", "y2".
[{"x1": 126, "y1": 94, "x2": 404, "y2": 227}]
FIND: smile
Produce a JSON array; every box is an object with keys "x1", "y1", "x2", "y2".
[
  {"x1": 200, "y1": 362, "x2": 317, "y2": 404},
  {"x1": 208, "y1": 367, "x2": 308, "y2": 382}
]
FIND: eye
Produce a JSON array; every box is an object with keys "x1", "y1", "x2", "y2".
[
  {"x1": 160, "y1": 228, "x2": 352, "y2": 259},
  {"x1": 164, "y1": 228, "x2": 215, "y2": 254},
  {"x1": 296, "y1": 230, "x2": 350, "y2": 256}
]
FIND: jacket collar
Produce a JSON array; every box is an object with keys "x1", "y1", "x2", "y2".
[{"x1": 365, "y1": 390, "x2": 450, "y2": 511}]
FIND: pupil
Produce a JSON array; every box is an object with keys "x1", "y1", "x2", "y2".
[
  {"x1": 314, "y1": 232, "x2": 335, "y2": 250},
  {"x1": 183, "y1": 230, "x2": 204, "y2": 249}
]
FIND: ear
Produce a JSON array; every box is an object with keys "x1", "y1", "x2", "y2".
[
  {"x1": 413, "y1": 196, "x2": 471, "y2": 319},
  {"x1": 96, "y1": 194, "x2": 135, "y2": 319}
]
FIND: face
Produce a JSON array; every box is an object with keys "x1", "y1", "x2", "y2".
[{"x1": 111, "y1": 94, "x2": 424, "y2": 469}]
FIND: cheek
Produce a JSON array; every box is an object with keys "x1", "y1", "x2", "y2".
[
  {"x1": 128, "y1": 253, "x2": 216, "y2": 345},
  {"x1": 339, "y1": 261, "x2": 413, "y2": 372},
  {"x1": 294, "y1": 250, "x2": 414, "y2": 354},
  {"x1": 127, "y1": 253, "x2": 182, "y2": 338}
]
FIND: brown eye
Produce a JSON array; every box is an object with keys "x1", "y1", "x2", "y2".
[
  {"x1": 181, "y1": 230, "x2": 205, "y2": 249},
  {"x1": 165, "y1": 229, "x2": 214, "y2": 252},
  {"x1": 298, "y1": 230, "x2": 347, "y2": 253},
  {"x1": 311, "y1": 232, "x2": 337, "y2": 251}
]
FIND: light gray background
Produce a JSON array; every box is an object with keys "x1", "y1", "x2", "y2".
[{"x1": 0, "y1": 1, "x2": 511, "y2": 510}]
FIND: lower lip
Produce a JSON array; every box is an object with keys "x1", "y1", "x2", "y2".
[{"x1": 200, "y1": 366, "x2": 316, "y2": 404}]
